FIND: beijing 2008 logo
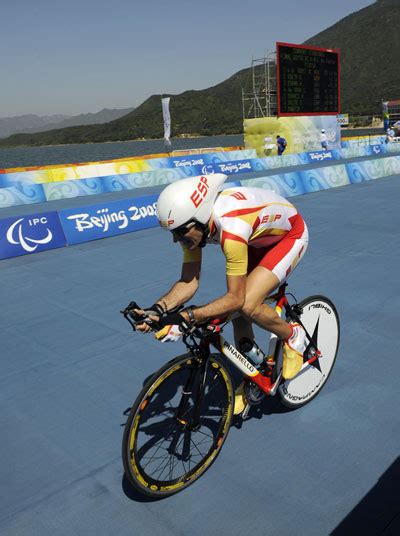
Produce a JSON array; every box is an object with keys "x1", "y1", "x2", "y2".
[{"x1": 6, "y1": 217, "x2": 53, "y2": 252}]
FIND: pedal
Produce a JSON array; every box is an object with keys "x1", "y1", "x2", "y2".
[{"x1": 307, "y1": 348, "x2": 322, "y2": 363}]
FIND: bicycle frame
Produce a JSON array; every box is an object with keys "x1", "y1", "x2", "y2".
[
  {"x1": 187, "y1": 284, "x2": 320, "y2": 398},
  {"x1": 121, "y1": 284, "x2": 321, "y2": 410}
]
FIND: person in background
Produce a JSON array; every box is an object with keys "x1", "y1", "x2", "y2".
[
  {"x1": 385, "y1": 126, "x2": 395, "y2": 143},
  {"x1": 276, "y1": 135, "x2": 287, "y2": 156},
  {"x1": 320, "y1": 129, "x2": 328, "y2": 150}
]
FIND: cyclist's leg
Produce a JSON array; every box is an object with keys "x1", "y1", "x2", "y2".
[
  {"x1": 251, "y1": 222, "x2": 309, "y2": 378},
  {"x1": 240, "y1": 218, "x2": 308, "y2": 338},
  {"x1": 242, "y1": 266, "x2": 290, "y2": 338},
  {"x1": 231, "y1": 249, "x2": 281, "y2": 344},
  {"x1": 232, "y1": 256, "x2": 296, "y2": 343},
  {"x1": 231, "y1": 257, "x2": 293, "y2": 414},
  {"x1": 232, "y1": 247, "x2": 263, "y2": 345}
]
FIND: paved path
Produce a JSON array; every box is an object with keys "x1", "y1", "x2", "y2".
[{"x1": 1, "y1": 176, "x2": 399, "y2": 535}]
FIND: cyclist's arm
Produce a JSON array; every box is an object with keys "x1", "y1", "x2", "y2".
[
  {"x1": 181, "y1": 273, "x2": 246, "y2": 324},
  {"x1": 133, "y1": 261, "x2": 200, "y2": 333},
  {"x1": 180, "y1": 233, "x2": 248, "y2": 323},
  {"x1": 156, "y1": 261, "x2": 201, "y2": 311}
]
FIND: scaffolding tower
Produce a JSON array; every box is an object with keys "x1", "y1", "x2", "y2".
[{"x1": 242, "y1": 51, "x2": 277, "y2": 119}]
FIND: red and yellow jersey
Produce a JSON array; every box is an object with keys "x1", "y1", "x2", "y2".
[{"x1": 182, "y1": 187, "x2": 300, "y2": 276}]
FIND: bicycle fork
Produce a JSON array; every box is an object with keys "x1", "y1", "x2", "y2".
[{"x1": 175, "y1": 357, "x2": 209, "y2": 431}]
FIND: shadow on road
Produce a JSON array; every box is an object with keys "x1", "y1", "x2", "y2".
[{"x1": 331, "y1": 457, "x2": 400, "y2": 536}]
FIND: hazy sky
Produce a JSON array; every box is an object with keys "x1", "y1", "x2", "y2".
[{"x1": 1, "y1": 0, "x2": 374, "y2": 118}]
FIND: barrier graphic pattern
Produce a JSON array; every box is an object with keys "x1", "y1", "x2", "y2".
[
  {"x1": 1, "y1": 152, "x2": 399, "y2": 260},
  {"x1": 2, "y1": 144, "x2": 400, "y2": 209},
  {"x1": 0, "y1": 150, "x2": 257, "y2": 186},
  {"x1": 0, "y1": 183, "x2": 46, "y2": 208}
]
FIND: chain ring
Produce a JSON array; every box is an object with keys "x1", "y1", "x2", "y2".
[{"x1": 244, "y1": 380, "x2": 267, "y2": 405}]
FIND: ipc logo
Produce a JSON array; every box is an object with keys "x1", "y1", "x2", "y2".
[
  {"x1": 6, "y1": 217, "x2": 53, "y2": 252},
  {"x1": 201, "y1": 164, "x2": 214, "y2": 175}
]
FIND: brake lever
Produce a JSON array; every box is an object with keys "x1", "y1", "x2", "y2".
[
  {"x1": 121, "y1": 300, "x2": 141, "y2": 318},
  {"x1": 121, "y1": 301, "x2": 164, "y2": 332},
  {"x1": 121, "y1": 301, "x2": 146, "y2": 331}
]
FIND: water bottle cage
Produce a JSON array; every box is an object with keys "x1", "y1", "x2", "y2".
[{"x1": 238, "y1": 337, "x2": 266, "y2": 367}]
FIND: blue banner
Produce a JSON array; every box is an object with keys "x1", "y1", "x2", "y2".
[
  {"x1": 59, "y1": 194, "x2": 159, "y2": 245},
  {"x1": 169, "y1": 155, "x2": 208, "y2": 169},
  {"x1": 307, "y1": 150, "x2": 335, "y2": 163},
  {"x1": 146, "y1": 150, "x2": 257, "y2": 170},
  {"x1": 0, "y1": 211, "x2": 66, "y2": 259},
  {"x1": 211, "y1": 160, "x2": 254, "y2": 175},
  {"x1": 171, "y1": 150, "x2": 257, "y2": 167}
]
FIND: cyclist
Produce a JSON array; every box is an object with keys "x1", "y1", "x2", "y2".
[{"x1": 135, "y1": 173, "x2": 309, "y2": 412}]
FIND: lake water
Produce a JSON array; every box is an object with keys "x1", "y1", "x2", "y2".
[{"x1": 0, "y1": 134, "x2": 244, "y2": 169}]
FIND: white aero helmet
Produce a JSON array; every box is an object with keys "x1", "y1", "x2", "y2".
[{"x1": 157, "y1": 173, "x2": 227, "y2": 232}]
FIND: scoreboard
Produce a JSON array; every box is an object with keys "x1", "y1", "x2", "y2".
[{"x1": 276, "y1": 42, "x2": 340, "y2": 116}]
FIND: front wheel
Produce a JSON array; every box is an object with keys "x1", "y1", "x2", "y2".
[
  {"x1": 122, "y1": 352, "x2": 234, "y2": 498},
  {"x1": 278, "y1": 295, "x2": 340, "y2": 408}
]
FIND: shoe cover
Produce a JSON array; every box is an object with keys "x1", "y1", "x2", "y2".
[
  {"x1": 282, "y1": 345, "x2": 304, "y2": 379},
  {"x1": 282, "y1": 323, "x2": 305, "y2": 379}
]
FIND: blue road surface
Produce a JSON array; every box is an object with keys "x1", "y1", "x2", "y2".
[{"x1": 1, "y1": 175, "x2": 399, "y2": 535}]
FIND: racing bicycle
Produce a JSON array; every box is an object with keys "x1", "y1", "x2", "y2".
[{"x1": 121, "y1": 285, "x2": 340, "y2": 498}]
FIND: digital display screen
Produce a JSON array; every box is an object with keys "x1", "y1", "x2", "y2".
[{"x1": 277, "y1": 42, "x2": 340, "y2": 116}]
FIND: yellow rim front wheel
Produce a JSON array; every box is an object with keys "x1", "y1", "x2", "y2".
[{"x1": 122, "y1": 354, "x2": 233, "y2": 497}]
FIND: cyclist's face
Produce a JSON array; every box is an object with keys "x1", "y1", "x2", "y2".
[{"x1": 172, "y1": 226, "x2": 203, "y2": 249}]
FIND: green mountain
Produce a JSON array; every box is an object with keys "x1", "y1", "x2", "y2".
[
  {"x1": 304, "y1": 0, "x2": 400, "y2": 115},
  {"x1": 1, "y1": 0, "x2": 398, "y2": 148}
]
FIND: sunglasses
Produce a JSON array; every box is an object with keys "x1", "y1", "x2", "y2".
[{"x1": 171, "y1": 221, "x2": 197, "y2": 238}]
